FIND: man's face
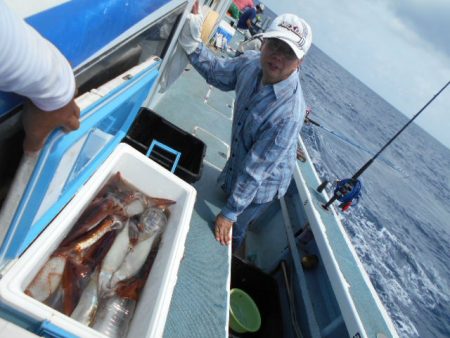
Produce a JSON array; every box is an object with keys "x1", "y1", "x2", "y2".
[{"x1": 260, "y1": 38, "x2": 301, "y2": 85}]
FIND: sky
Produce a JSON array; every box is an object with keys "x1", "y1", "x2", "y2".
[{"x1": 263, "y1": 0, "x2": 450, "y2": 148}]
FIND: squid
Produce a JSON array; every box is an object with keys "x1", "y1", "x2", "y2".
[
  {"x1": 62, "y1": 230, "x2": 117, "y2": 316},
  {"x1": 98, "y1": 221, "x2": 131, "y2": 293},
  {"x1": 26, "y1": 220, "x2": 118, "y2": 306},
  {"x1": 25, "y1": 254, "x2": 67, "y2": 302},
  {"x1": 108, "y1": 207, "x2": 168, "y2": 289},
  {"x1": 25, "y1": 170, "x2": 176, "y2": 334}
]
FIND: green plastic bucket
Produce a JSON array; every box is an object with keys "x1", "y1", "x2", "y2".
[{"x1": 229, "y1": 288, "x2": 261, "y2": 333}]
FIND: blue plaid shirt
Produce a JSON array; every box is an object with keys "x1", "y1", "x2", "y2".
[{"x1": 189, "y1": 44, "x2": 306, "y2": 221}]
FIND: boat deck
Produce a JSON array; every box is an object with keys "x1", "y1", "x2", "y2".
[
  {"x1": 152, "y1": 63, "x2": 234, "y2": 337},
  {"x1": 138, "y1": 31, "x2": 398, "y2": 337},
  {"x1": 0, "y1": 40, "x2": 399, "y2": 337}
]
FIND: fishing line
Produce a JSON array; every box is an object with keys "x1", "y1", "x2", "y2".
[
  {"x1": 305, "y1": 116, "x2": 406, "y2": 176},
  {"x1": 319, "y1": 80, "x2": 450, "y2": 210},
  {"x1": 306, "y1": 117, "x2": 373, "y2": 153}
]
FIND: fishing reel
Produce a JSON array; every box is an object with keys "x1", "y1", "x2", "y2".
[{"x1": 317, "y1": 178, "x2": 362, "y2": 211}]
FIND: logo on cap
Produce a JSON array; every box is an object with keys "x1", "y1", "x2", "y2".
[{"x1": 278, "y1": 21, "x2": 307, "y2": 47}]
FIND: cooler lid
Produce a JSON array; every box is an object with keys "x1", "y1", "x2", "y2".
[{"x1": 0, "y1": 57, "x2": 161, "y2": 264}]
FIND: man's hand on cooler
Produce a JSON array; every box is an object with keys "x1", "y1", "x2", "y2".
[
  {"x1": 22, "y1": 98, "x2": 80, "y2": 154},
  {"x1": 214, "y1": 213, "x2": 233, "y2": 246}
]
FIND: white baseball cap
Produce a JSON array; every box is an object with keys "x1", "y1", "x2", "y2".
[{"x1": 261, "y1": 13, "x2": 312, "y2": 59}]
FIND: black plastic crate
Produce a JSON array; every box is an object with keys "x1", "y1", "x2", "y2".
[{"x1": 124, "y1": 108, "x2": 206, "y2": 183}]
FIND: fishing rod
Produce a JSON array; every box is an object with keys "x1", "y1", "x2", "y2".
[{"x1": 319, "y1": 80, "x2": 450, "y2": 211}]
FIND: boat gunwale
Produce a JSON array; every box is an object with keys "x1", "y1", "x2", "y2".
[{"x1": 293, "y1": 136, "x2": 399, "y2": 338}]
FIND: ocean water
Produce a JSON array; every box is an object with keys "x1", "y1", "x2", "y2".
[{"x1": 299, "y1": 45, "x2": 450, "y2": 338}]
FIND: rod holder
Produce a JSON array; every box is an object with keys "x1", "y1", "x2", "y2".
[
  {"x1": 322, "y1": 195, "x2": 338, "y2": 210},
  {"x1": 317, "y1": 180, "x2": 328, "y2": 193}
]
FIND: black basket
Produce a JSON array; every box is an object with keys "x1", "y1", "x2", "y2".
[{"x1": 124, "y1": 108, "x2": 206, "y2": 183}]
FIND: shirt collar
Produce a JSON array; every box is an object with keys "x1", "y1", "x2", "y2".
[{"x1": 272, "y1": 69, "x2": 299, "y2": 99}]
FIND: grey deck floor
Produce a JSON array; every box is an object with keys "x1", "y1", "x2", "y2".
[{"x1": 153, "y1": 64, "x2": 235, "y2": 337}]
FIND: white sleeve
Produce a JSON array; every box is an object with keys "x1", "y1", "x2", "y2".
[{"x1": 0, "y1": 1, "x2": 76, "y2": 111}]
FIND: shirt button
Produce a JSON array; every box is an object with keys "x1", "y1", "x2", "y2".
[
  {"x1": 244, "y1": 107, "x2": 248, "y2": 110},
  {"x1": 238, "y1": 122, "x2": 242, "y2": 126},
  {"x1": 234, "y1": 138, "x2": 238, "y2": 142},
  {"x1": 231, "y1": 153, "x2": 235, "y2": 158}
]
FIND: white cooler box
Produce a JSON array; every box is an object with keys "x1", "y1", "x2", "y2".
[{"x1": 0, "y1": 143, "x2": 196, "y2": 338}]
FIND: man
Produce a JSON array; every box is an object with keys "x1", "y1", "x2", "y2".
[
  {"x1": 179, "y1": 6, "x2": 312, "y2": 251},
  {"x1": 0, "y1": 0, "x2": 80, "y2": 153},
  {"x1": 236, "y1": 3, "x2": 264, "y2": 37}
]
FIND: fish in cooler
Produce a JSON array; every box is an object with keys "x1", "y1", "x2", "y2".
[{"x1": 24, "y1": 172, "x2": 175, "y2": 337}]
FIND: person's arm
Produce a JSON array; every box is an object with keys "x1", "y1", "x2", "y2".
[
  {"x1": 178, "y1": 4, "x2": 243, "y2": 91},
  {"x1": 0, "y1": 1, "x2": 79, "y2": 153},
  {"x1": 246, "y1": 18, "x2": 253, "y2": 29},
  {"x1": 188, "y1": 44, "x2": 243, "y2": 91},
  {"x1": 221, "y1": 115, "x2": 299, "y2": 221},
  {"x1": 0, "y1": 1, "x2": 76, "y2": 111}
]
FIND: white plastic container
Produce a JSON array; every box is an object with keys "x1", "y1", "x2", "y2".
[
  {"x1": 0, "y1": 143, "x2": 196, "y2": 338},
  {"x1": 215, "y1": 20, "x2": 235, "y2": 44}
]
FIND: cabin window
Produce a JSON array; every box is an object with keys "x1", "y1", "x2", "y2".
[{"x1": 75, "y1": 4, "x2": 187, "y2": 96}]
